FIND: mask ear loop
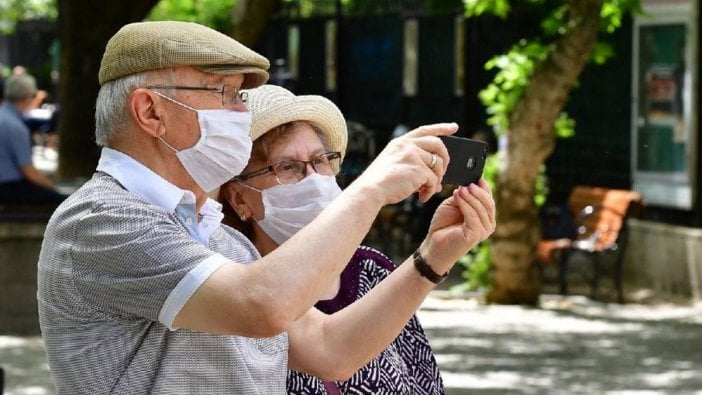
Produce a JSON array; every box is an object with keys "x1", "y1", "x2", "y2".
[
  {"x1": 237, "y1": 180, "x2": 263, "y2": 193},
  {"x1": 159, "y1": 134, "x2": 179, "y2": 153},
  {"x1": 150, "y1": 90, "x2": 198, "y2": 153}
]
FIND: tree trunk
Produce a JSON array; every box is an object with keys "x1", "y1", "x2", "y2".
[
  {"x1": 231, "y1": 0, "x2": 282, "y2": 47},
  {"x1": 487, "y1": 0, "x2": 605, "y2": 304},
  {"x1": 57, "y1": 0, "x2": 159, "y2": 180}
]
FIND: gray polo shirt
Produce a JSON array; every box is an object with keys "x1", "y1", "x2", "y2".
[{"x1": 37, "y1": 148, "x2": 288, "y2": 394}]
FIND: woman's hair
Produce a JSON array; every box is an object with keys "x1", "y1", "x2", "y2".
[{"x1": 219, "y1": 121, "x2": 330, "y2": 240}]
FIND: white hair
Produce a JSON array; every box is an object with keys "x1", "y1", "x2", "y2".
[
  {"x1": 94, "y1": 73, "x2": 146, "y2": 147},
  {"x1": 95, "y1": 69, "x2": 176, "y2": 147}
]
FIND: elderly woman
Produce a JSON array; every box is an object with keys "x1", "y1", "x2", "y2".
[{"x1": 218, "y1": 84, "x2": 448, "y2": 394}]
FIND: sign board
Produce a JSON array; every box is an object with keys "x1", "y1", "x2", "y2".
[{"x1": 632, "y1": 1, "x2": 697, "y2": 209}]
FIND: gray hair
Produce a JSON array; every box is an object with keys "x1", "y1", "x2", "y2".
[
  {"x1": 4, "y1": 74, "x2": 37, "y2": 102},
  {"x1": 95, "y1": 69, "x2": 177, "y2": 147},
  {"x1": 94, "y1": 73, "x2": 146, "y2": 147}
]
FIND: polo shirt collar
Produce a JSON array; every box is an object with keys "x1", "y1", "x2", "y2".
[{"x1": 96, "y1": 147, "x2": 192, "y2": 213}]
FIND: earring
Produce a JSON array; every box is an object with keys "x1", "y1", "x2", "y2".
[{"x1": 240, "y1": 213, "x2": 247, "y2": 221}]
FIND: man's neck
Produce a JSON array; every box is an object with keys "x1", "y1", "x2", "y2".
[{"x1": 111, "y1": 139, "x2": 207, "y2": 211}]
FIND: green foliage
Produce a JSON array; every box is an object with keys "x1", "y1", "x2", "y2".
[
  {"x1": 601, "y1": 0, "x2": 641, "y2": 33},
  {"x1": 591, "y1": 42, "x2": 615, "y2": 65},
  {"x1": 283, "y1": 0, "x2": 335, "y2": 16},
  {"x1": 456, "y1": 241, "x2": 491, "y2": 292},
  {"x1": 471, "y1": 0, "x2": 640, "y2": 140},
  {"x1": 147, "y1": 0, "x2": 238, "y2": 32},
  {"x1": 463, "y1": 0, "x2": 511, "y2": 18},
  {"x1": 0, "y1": 0, "x2": 56, "y2": 34},
  {"x1": 478, "y1": 40, "x2": 555, "y2": 135}
]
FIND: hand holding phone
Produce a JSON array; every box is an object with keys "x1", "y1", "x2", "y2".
[{"x1": 438, "y1": 136, "x2": 487, "y2": 186}]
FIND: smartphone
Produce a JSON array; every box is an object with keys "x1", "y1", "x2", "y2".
[{"x1": 438, "y1": 135, "x2": 488, "y2": 186}]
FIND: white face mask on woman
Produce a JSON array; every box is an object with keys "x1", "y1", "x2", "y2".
[
  {"x1": 242, "y1": 173, "x2": 342, "y2": 244},
  {"x1": 153, "y1": 91, "x2": 253, "y2": 193}
]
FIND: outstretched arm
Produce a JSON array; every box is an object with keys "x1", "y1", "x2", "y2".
[
  {"x1": 174, "y1": 123, "x2": 458, "y2": 337},
  {"x1": 287, "y1": 181, "x2": 496, "y2": 380}
]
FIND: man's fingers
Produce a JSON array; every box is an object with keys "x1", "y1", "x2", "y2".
[{"x1": 405, "y1": 122, "x2": 458, "y2": 138}]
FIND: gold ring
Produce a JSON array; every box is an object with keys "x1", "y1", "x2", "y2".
[{"x1": 429, "y1": 153, "x2": 438, "y2": 169}]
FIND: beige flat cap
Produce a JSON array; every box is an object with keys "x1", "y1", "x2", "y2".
[
  {"x1": 245, "y1": 84, "x2": 348, "y2": 173},
  {"x1": 99, "y1": 21, "x2": 269, "y2": 88}
]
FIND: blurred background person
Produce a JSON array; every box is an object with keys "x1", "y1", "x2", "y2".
[
  {"x1": 0, "y1": 74, "x2": 67, "y2": 205},
  {"x1": 10, "y1": 64, "x2": 58, "y2": 149}
]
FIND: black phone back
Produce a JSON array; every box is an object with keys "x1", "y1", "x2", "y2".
[{"x1": 439, "y1": 135, "x2": 488, "y2": 186}]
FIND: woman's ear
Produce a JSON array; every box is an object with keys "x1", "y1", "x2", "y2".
[
  {"x1": 128, "y1": 88, "x2": 166, "y2": 138},
  {"x1": 221, "y1": 182, "x2": 251, "y2": 219}
]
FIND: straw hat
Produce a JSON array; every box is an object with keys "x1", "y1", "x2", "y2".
[
  {"x1": 245, "y1": 84, "x2": 348, "y2": 170},
  {"x1": 99, "y1": 21, "x2": 269, "y2": 88}
]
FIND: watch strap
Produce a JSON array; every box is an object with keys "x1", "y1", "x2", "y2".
[{"x1": 412, "y1": 250, "x2": 448, "y2": 284}]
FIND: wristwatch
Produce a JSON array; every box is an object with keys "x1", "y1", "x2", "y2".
[{"x1": 412, "y1": 250, "x2": 448, "y2": 284}]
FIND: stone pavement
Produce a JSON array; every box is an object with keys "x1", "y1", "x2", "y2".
[
  {"x1": 420, "y1": 292, "x2": 702, "y2": 394},
  {"x1": 2, "y1": 292, "x2": 702, "y2": 395}
]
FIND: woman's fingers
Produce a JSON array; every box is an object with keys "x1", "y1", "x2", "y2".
[{"x1": 454, "y1": 185, "x2": 496, "y2": 241}]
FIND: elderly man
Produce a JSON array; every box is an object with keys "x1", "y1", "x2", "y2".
[
  {"x1": 38, "y1": 21, "x2": 495, "y2": 394},
  {"x1": 0, "y1": 74, "x2": 67, "y2": 204}
]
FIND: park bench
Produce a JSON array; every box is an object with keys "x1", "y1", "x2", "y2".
[
  {"x1": 0, "y1": 203, "x2": 56, "y2": 222},
  {"x1": 537, "y1": 185, "x2": 643, "y2": 303}
]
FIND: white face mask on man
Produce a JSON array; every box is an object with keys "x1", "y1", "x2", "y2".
[
  {"x1": 241, "y1": 173, "x2": 342, "y2": 245},
  {"x1": 153, "y1": 91, "x2": 253, "y2": 193}
]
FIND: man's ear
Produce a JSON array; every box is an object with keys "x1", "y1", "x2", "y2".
[{"x1": 129, "y1": 88, "x2": 166, "y2": 138}]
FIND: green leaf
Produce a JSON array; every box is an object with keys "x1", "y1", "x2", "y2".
[
  {"x1": 148, "y1": 0, "x2": 238, "y2": 32},
  {"x1": 0, "y1": 0, "x2": 56, "y2": 34},
  {"x1": 463, "y1": 0, "x2": 511, "y2": 18},
  {"x1": 591, "y1": 42, "x2": 614, "y2": 64}
]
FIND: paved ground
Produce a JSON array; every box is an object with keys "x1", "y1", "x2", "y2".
[
  {"x1": 2, "y1": 292, "x2": 702, "y2": 395},
  {"x1": 420, "y1": 292, "x2": 702, "y2": 395}
]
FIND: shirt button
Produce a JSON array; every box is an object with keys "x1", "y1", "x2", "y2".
[{"x1": 185, "y1": 218, "x2": 193, "y2": 225}]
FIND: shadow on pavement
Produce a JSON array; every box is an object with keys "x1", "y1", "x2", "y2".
[{"x1": 418, "y1": 293, "x2": 702, "y2": 394}]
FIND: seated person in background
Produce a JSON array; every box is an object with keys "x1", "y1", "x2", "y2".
[
  {"x1": 0, "y1": 74, "x2": 67, "y2": 205},
  {"x1": 218, "y1": 85, "x2": 472, "y2": 394},
  {"x1": 10, "y1": 65, "x2": 50, "y2": 111}
]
